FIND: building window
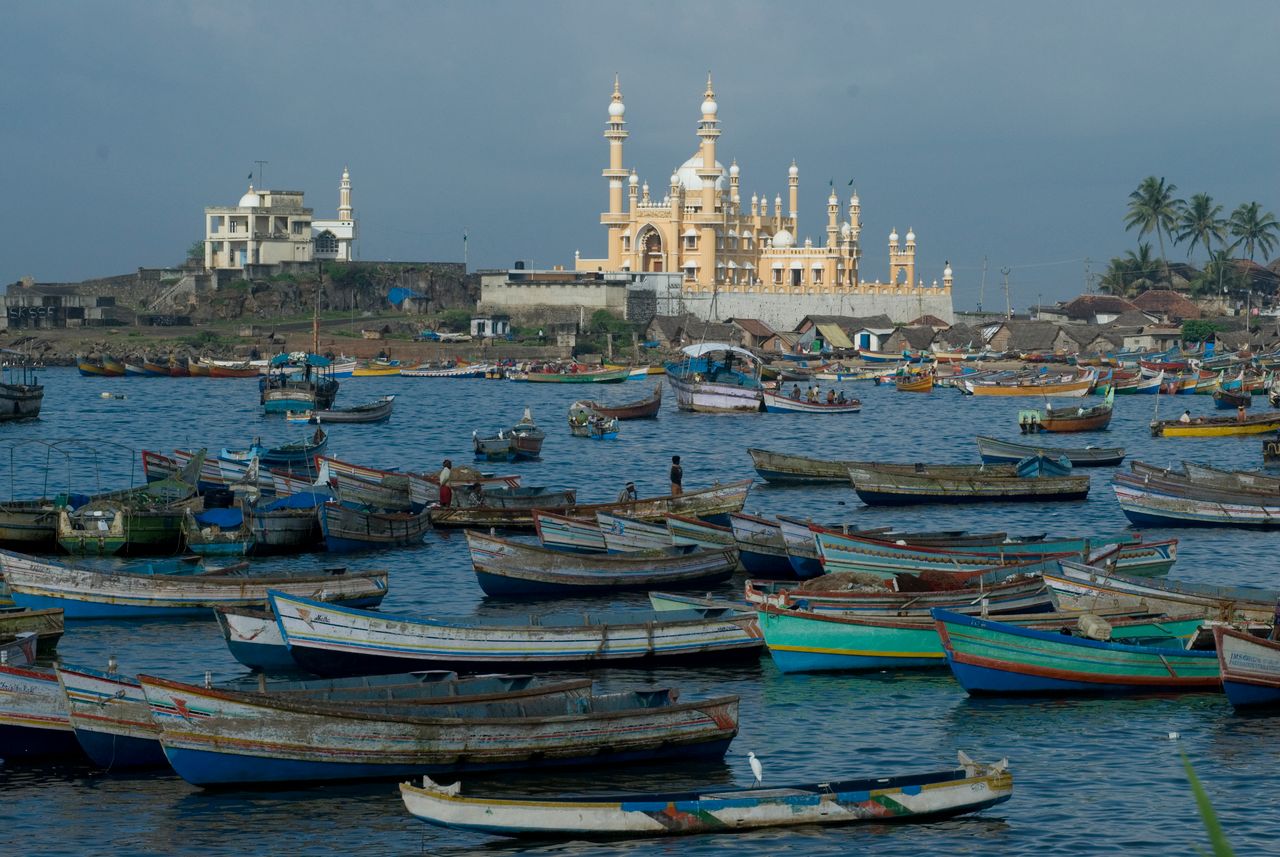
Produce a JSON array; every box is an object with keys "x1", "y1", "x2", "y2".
[
  {"x1": 772, "y1": 268, "x2": 782, "y2": 285},
  {"x1": 813, "y1": 269, "x2": 823, "y2": 285},
  {"x1": 314, "y1": 230, "x2": 339, "y2": 255},
  {"x1": 684, "y1": 235, "x2": 697, "y2": 250},
  {"x1": 209, "y1": 216, "x2": 223, "y2": 233}
]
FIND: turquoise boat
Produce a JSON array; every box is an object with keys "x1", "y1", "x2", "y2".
[
  {"x1": 759, "y1": 605, "x2": 1206, "y2": 673},
  {"x1": 934, "y1": 609, "x2": 1219, "y2": 695}
]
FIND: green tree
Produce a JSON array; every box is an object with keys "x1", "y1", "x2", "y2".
[
  {"x1": 437, "y1": 308, "x2": 471, "y2": 332},
  {"x1": 186, "y1": 240, "x2": 205, "y2": 261},
  {"x1": 1174, "y1": 193, "x2": 1225, "y2": 261},
  {"x1": 1099, "y1": 243, "x2": 1159, "y2": 297},
  {"x1": 1227, "y1": 201, "x2": 1280, "y2": 262},
  {"x1": 1181, "y1": 319, "x2": 1220, "y2": 343},
  {"x1": 1124, "y1": 176, "x2": 1182, "y2": 286}
]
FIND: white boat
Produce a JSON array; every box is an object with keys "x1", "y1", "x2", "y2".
[
  {"x1": 665, "y1": 343, "x2": 763, "y2": 413},
  {"x1": 595, "y1": 512, "x2": 671, "y2": 552},
  {"x1": 761, "y1": 390, "x2": 861, "y2": 414}
]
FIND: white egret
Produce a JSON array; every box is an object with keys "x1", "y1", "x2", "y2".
[{"x1": 748, "y1": 751, "x2": 763, "y2": 787}]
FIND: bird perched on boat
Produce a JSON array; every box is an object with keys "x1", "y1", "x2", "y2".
[{"x1": 748, "y1": 751, "x2": 763, "y2": 787}]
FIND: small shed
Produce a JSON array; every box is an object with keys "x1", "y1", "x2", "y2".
[{"x1": 471, "y1": 314, "x2": 511, "y2": 338}]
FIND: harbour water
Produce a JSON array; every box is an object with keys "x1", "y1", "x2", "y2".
[{"x1": 4, "y1": 370, "x2": 1279, "y2": 856}]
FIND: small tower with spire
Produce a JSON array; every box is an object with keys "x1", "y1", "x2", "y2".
[
  {"x1": 787, "y1": 160, "x2": 799, "y2": 227},
  {"x1": 338, "y1": 167, "x2": 353, "y2": 221},
  {"x1": 603, "y1": 74, "x2": 629, "y2": 217},
  {"x1": 826, "y1": 188, "x2": 839, "y2": 249}
]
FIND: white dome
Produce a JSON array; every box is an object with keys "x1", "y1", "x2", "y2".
[
  {"x1": 728, "y1": 162, "x2": 739, "y2": 177},
  {"x1": 628, "y1": 173, "x2": 639, "y2": 186},
  {"x1": 670, "y1": 172, "x2": 680, "y2": 186},
  {"x1": 828, "y1": 191, "x2": 838, "y2": 205},
  {"x1": 238, "y1": 186, "x2": 261, "y2": 207},
  {"x1": 840, "y1": 223, "x2": 852, "y2": 238},
  {"x1": 701, "y1": 98, "x2": 718, "y2": 115},
  {"x1": 772, "y1": 228, "x2": 795, "y2": 248},
  {"x1": 788, "y1": 162, "x2": 799, "y2": 177},
  {"x1": 906, "y1": 229, "x2": 916, "y2": 242},
  {"x1": 889, "y1": 229, "x2": 899, "y2": 242},
  {"x1": 674, "y1": 153, "x2": 726, "y2": 192},
  {"x1": 608, "y1": 100, "x2": 625, "y2": 117},
  {"x1": 944, "y1": 264, "x2": 953, "y2": 277},
  {"x1": 850, "y1": 192, "x2": 859, "y2": 206}
]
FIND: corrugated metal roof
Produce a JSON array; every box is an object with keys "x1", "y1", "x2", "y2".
[{"x1": 816, "y1": 323, "x2": 854, "y2": 349}]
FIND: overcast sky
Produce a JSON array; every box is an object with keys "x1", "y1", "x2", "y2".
[{"x1": 4, "y1": 1, "x2": 1279, "y2": 310}]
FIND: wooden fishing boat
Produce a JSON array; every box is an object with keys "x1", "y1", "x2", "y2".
[
  {"x1": 934, "y1": 609, "x2": 1217, "y2": 695},
  {"x1": 319, "y1": 502, "x2": 431, "y2": 552},
  {"x1": 0, "y1": 663, "x2": 83, "y2": 760},
  {"x1": 745, "y1": 574, "x2": 1054, "y2": 617},
  {"x1": 666, "y1": 514, "x2": 735, "y2": 551},
  {"x1": 1214, "y1": 626, "x2": 1280, "y2": 709},
  {"x1": 1150, "y1": 410, "x2": 1280, "y2": 437},
  {"x1": 270, "y1": 590, "x2": 763, "y2": 675},
  {"x1": 895, "y1": 371, "x2": 934, "y2": 393},
  {"x1": 0, "y1": 549, "x2": 388, "y2": 618},
  {"x1": 352, "y1": 360, "x2": 402, "y2": 377},
  {"x1": 1022, "y1": 388, "x2": 1114, "y2": 433},
  {"x1": 400, "y1": 362, "x2": 493, "y2": 378},
  {"x1": 595, "y1": 512, "x2": 671, "y2": 552},
  {"x1": 748, "y1": 448, "x2": 1011, "y2": 484},
  {"x1": 143, "y1": 673, "x2": 738, "y2": 787},
  {"x1": 398, "y1": 753, "x2": 1013, "y2": 837},
  {"x1": 0, "y1": 500, "x2": 62, "y2": 550},
  {"x1": 964, "y1": 375, "x2": 1094, "y2": 397},
  {"x1": 1113, "y1": 480, "x2": 1280, "y2": 528},
  {"x1": 573, "y1": 384, "x2": 662, "y2": 419},
  {"x1": 1213, "y1": 388, "x2": 1251, "y2": 410},
  {"x1": 975, "y1": 436, "x2": 1125, "y2": 467},
  {"x1": 312, "y1": 395, "x2": 396, "y2": 424},
  {"x1": 186, "y1": 360, "x2": 210, "y2": 377},
  {"x1": 847, "y1": 464, "x2": 1090, "y2": 506},
  {"x1": 0, "y1": 608, "x2": 63, "y2": 654},
  {"x1": 0, "y1": 631, "x2": 38, "y2": 668},
  {"x1": 182, "y1": 507, "x2": 256, "y2": 556},
  {"x1": 523, "y1": 367, "x2": 630, "y2": 383},
  {"x1": 204, "y1": 360, "x2": 259, "y2": 378},
  {"x1": 77, "y1": 356, "x2": 124, "y2": 377},
  {"x1": 316, "y1": 457, "x2": 412, "y2": 511},
  {"x1": 56, "y1": 507, "x2": 127, "y2": 555},
  {"x1": 0, "y1": 356, "x2": 44, "y2": 421},
  {"x1": 567, "y1": 404, "x2": 620, "y2": 439},
  {"x1": 429, "y1": 479, "x2": 751, "y2": 530},
  {"x1": 59, "y1": 665, "x2": 592, "y2": 770},
  {"x1": 464, "y1": 530, "x2": 735, "y2": 596},
  {"x1": 249, "y1": 502, "x2": 324, "y2": 552},
  {"x1": 760, "y1": 604, "x2": 1203, "y2": 673},
  {"x1": 729, "y1": 512, "x2": 792, "y2": 576},
  {"x1": 122, "y1": 362, "x2": 146, "y2": 376},
  {"x1": 215, "y1": 606, "x2": 296, "y2": 671},
  {"x1": 665, "y1": 343, "x2": 763, "y2": 413},
  {"x1": 142, "y1": 359, "x2": 171, "y2": 377},
  {"x1": 1044, "y1": 560, "x2": 1278, "y2": 622},
  {"x1": 761, "y1": 390, "x2": 862, "y2": 413}
]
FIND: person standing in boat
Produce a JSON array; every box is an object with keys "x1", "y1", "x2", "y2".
[
  {"x1": 670, "y1": 455, "x2": 683, "y2": 496},
  {"x1": 1237, "y1": 404, "x2": 1248, "y2": 423},
  {"x1": 438, "y1": 459, "x2": 454, "y2": 507}
]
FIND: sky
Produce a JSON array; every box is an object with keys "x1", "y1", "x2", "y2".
[{"x1": 4, "y1": 0, "x2": 1280, "y2": 311}]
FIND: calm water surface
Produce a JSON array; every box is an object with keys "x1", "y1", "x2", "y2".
[{"x1": 2, "y1": 368, "x2": 1278, "y2": 856}]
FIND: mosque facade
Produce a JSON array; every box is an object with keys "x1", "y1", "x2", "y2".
[{"x1": 575, "y1": 76, "x2": 954, "y2": 326}]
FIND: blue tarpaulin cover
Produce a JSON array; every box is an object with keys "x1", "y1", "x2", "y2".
[
  {"x1": 260, "y1": 490, "x2": 332, "y2": 511},
  {"x1": 194, "y1": 507, "x2": 243, "y2": 528}
]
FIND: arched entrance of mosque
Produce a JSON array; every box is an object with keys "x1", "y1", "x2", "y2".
[{"x1": 638, "y1": 227, "x2": 664, "y2": 272}]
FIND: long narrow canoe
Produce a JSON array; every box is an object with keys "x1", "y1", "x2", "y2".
[
  {"x1": 0, "y1": 549, "x2": 388, "y2": 619},
  {"x1": 964, "y1": 377, "x2": 1093, "y2": 397},
  {"x1": 935, "y1": 608, "x2": 1218, "y2": 695},
  {"x1": 748, "y1": 447, "x2": 1011, "y2": 484},
  {"x1": 848, "y1": 465, "x2": 1090, "y2": 506},
  {"x1": 430, "y1": 480, "x2": 752, "y2": 530},
  {"x1": 524, "y1": 368, "x2": 630, "y2": 383},
  {"x1": 1044, "y1": 560, "x2": 1278, "y2": 622},
  {"x1": 1150, "y1": 411, "x2": 1280, "y2": 437},
  {"x1": 975, "y1": 436, "x2": 1125, "y2": 468},
  {"x1": 464, "y1": 531, "x2": 736, "y2": 597},
  {"x1": 1114, "y1": 481, "x2": 1280, "y2": 529},
  {"x1": 760, "y1": 605, "x2": 1204, "y2": 674},
  {"x1": 745, "y1": 574, "x2": 1053, "y2": 617},
  {"x1": 398, "y1": 754, "x2": 1013, "y2": 838},
  {"x1": 143, "y1": 675, "x2": 739, "y2": 786},
  {"x1": 57, "y1": 665, "x2": 594, "y2": 770},
  {"x1": 1214, "y1": 626, "x2": 1280, "y2": 709},
  {"x1": 270, "y1": 591, "x2": 763, "y2": 675},
  {"x1": 813, "y1": 531, "x2": 1108, "y2": 579}
]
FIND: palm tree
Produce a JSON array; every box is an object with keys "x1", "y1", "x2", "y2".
[
  {"x1": 1227, "y1": 201, "x2": 1280, "y2": 262},
  {"x1": 1174, "y1": 193, "x2": 1225, "y2": 261},
  {"x1": 1124, "y1": 176, "x2": 1182, "y2": 286},
  {"x1": 1100, "y1": 243, "x2": 1158, "y2": 297}
]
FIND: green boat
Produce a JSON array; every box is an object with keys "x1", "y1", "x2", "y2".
[
  {"x1": 935, "y1": 609, "x2": 1219, "y2": 694},
  {"x1": 759, "y1": 604, "x2": 1206, "y2": 674},
  {"x1": 522, "y1": 367, "x2": 630, "y2": 384}
]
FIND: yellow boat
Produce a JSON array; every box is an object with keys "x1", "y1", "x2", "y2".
[
  {"x1": 965, "y1": 377, "x2": 1094, "y2": 397},
  {"x1": 895, "y1": 372, "x2": 934, "y2": 393},
  {"x1": 352, "y1": 361, "x2": 402, "y2": 377},
  {"x1": 1151, "y1": 411, "x2": 1280, "y2": 437}
]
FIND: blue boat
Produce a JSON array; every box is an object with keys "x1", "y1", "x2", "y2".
[
  {"x1": 0, "y1": 663, "x2": 83, "y2": 761},
  {"x1": 934, "y1": 609, "x2": 1217, "y2": 695}
]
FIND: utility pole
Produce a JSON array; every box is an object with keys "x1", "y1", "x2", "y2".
[
  {"x1": 1001, "y1": 266, "x2": 1012, "y2": 318},
  {"x1": 254, "y1": 160, "x2": 268, "y2": 187},
  {"x1": 462, "y1": 228, "x2": 469, "y2": 269},
  {"x1": 978, "y1": 256, "x2": 988, "y2": 313},
  {"x1": 1084, "y1": 257, "x2": 1092, "y2": 293}
]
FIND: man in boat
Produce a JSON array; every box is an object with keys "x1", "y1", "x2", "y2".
[
  {"x1": 790, "y1": 384, "x2": 802, "y2": 400},
  {"x1": 670, "y1": 455, "x2": 683, "y2": 496},
  {"x1": 617, "y1": 481, "x2": 638, "y2": 503},
  {"x1": 438, "y1": 459, "x2": 453, "y2": 507},
  {"x1": 1179, "y1": 410, "x2": 1192, "y2": 424},
  {"x1": 836, "y1": 390, "x2": 848, "y2": 404},
  {"x1": 1238, "y1": 404, "x2": 1248, "y2": 423},
  {"x1": 826, "y1": 389, "x2": 836, "y2": 405}
]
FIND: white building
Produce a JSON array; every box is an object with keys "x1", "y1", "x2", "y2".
[{"x1": 203, "y1": 168, "x2": 356, "y2": 270}]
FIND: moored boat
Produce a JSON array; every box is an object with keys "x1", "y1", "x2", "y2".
[
  {"x1": 847, "y1": 463, "x2": 1090, "y2": 506},
  {"x1": 311, "y1": 395, "x2": 396, "y2": 424},
  {"x1": 319, "y1": 502, "x2": 431, "y2": 552},
  {"x1": 1150, "y1": 410, "x2": 1280, "y2": 437},
  {"x1": 1214, "y1": 626, "x2": 1280, "y2": 709},
  {"x1": 398, "y1": 753, "x2": 1013, "y2": 838},
  {"x1": 573, "y1": 383, "x2": 662, "y2": 419},
  {"x1": 975, "y1": 435, "x2": 1125, "y2": 467},
  {"x1": 666, "y1": 343, "x2": 763, "y2": 413},
  {"x1": 1044, "y1": 560, "x2": 1277, "y2": 621},
  {"x1": 761, "y1": 390, "x2": 862, "y2": 413}
]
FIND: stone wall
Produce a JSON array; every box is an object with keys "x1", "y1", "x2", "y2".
[{"x1": 668, "y1": 289, "x2": 954, "y2": 329}]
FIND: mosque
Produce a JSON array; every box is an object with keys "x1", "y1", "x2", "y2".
[{"x1": 574, "y1": 75, "x2": 955, "y2": 326}]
